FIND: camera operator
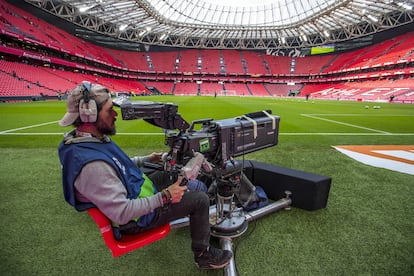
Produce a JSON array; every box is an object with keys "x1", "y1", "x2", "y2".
[{"x1": 57, "y1": 82, "x2": 232, "y2": 269}]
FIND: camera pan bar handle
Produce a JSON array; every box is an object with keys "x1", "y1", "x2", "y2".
[{"x1": 188, "y1": 118, "x2": 213, "y2": 132}]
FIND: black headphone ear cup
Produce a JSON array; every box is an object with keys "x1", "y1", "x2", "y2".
[{"x1": 79, "y1": 99, "x2": 97, "y2": 123}]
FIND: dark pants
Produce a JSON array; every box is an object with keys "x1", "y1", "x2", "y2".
[{"x1": 121, "y1": 171, "x2": 211, "y2": 254}]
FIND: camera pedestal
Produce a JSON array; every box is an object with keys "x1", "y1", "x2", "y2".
[
  {"x1": 170, "y1": 193, "x2": 292, "y2": 276},
  {"x1": 169, "y1": 159, "x2": 331, "y2": 275},
  {"x1": 210, "y1": 212, "x2": 248, "y2": 276},
  {"x1": 210, "y1": 193, "x2": 292, "y2": 276}
]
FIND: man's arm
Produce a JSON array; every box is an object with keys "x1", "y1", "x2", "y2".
[
  {"x1": 131, "y1": 152, "x2": 163, "y2": 167},
  {"x1": 130, "y1": 156, "x2": 151, "y2": 167},
  {"x1": 74, "y1": 161, "x2": 163, "y2": 225}
]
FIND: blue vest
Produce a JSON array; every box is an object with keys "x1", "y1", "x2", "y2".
[{"x1": 58, "y1": 137, "x2": 157, "y2": 227}]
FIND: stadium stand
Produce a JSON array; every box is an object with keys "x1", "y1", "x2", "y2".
[
  {"x1": 222, "y1": 83, "x2": 251, "y2": 96},
  {"x1": 0, "y1": 70, "x2": 51, "y2": 98},
  {"x1": 0, "y1": 1, "x2": 413, "y2": 103},
  {"x1": 144, "y1": 81, "x2": 174, "y2": 95},
  {"x1": 173, "y1": 82, "x2": 198, "y2": 95},
  {"x1": 242, "y1": 51, "x2": 268, "y2": 75},
  {"x1": 200, "y1": 49, "x2": 221, "y2": 74},
  {"x1": 262, "y1": 55, "x2": 291, "y2": 75},
  {"x1": 247, "y1": 83, "x2": 271, "y2": 96},
  {"x1": 150, "y1": 51, "x2": 179, "y2": 73},
  {"x1": 295, "y1": 55, "x2": 335, "y2": 75},
  {"x1": 221, "y1": 50, "x2": 245, "y2": 75},
  {"x1": 104, "y1": 49, "x2": 150, "y2": 71},
  {"x1": 302, "y1": 78, "x2": 414, "y2": 103},
  {"x1": 264, "y1": 83, "x2": 304, "y2": 97},
  {"x1": 176, "y1": 49, "x2": 200, "y2": 74},
  {"x1": 199, "y1": 82, "x2": 223, "y2": 96}
]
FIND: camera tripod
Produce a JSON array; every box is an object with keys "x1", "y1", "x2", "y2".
[{"x1": 171, "y1": 191, "x2": 292, "y2": 276}]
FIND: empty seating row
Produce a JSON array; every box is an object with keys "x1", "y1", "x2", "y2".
[
  {"x1": 2, "y1": 0, "x2": 413, "y2": 77},
  {"x1": 1, "y1": 2, "x2": 413, "y2": 102},
  {"x1": 303, "y1": 78, "x2": 414, "y2": 102}
]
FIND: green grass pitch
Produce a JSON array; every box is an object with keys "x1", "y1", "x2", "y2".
[{"x1": 1, "y1": 96, "x2": 413, "y2": 275}]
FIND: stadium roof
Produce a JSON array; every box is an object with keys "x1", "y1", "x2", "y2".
[{"x1": 24, "y1": 0, "x2": 414, "y2": 50}]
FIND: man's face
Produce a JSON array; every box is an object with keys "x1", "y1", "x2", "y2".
[{"x1": 96, "y1": 99, "x2": 118, "y2": 135}]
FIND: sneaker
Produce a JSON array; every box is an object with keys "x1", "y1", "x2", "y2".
[{"x1": 195, "y1": 246, "x2": 233, "y2": 269}]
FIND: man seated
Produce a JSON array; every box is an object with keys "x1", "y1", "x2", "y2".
[{"x1": 58, "y1": 81, "x2": 232, "y2": 269}]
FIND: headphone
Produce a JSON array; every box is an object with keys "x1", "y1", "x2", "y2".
[{"x1": 79, "y1": 81, "x2": 98, "y2": 123}]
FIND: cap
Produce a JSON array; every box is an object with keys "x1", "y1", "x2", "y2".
[{"x1": 59, "y1": 82, "x2": 111, "y2": 127}]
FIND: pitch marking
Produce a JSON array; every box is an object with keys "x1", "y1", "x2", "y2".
[
  {"x1": 1, "y1": 132, "x2": 414, "y2": 136},
  {"x1": 1, "y1": 120, "x2": 413, "y2": 136},
  {"x1": 0, "y1": 121, "x2": 59, "y2": 135},
  {"x1": 301, "y1": 114, "x2": 391, "y2": 134},
  {"x1": 333, "y1": 145, "x2": 414, "y2": 175}
]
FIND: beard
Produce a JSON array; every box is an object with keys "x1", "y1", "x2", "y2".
[{"x1": 96, "y1": 119, "x2": 116, "y2": 136}]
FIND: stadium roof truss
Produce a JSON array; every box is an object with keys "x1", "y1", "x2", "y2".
[{"x1": 25, "y1": 0, "x2": 414, "y2": 50}]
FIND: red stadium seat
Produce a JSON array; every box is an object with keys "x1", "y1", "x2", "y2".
[{"x1": 87, "y1": 208, "x2": 171, "y2": 258}]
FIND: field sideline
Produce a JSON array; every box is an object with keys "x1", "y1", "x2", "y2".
[
  {"x1": 1, "y1": 97, "x2": 413, "y2": 137},
  {"x1": 1, "y1": 96, "x2": 413, "y2": 276}
]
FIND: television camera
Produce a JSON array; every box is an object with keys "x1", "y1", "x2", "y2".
[
  {"x1": 114, "y1": 97, "x2": 280, "y2": 204},
  {"x1": 114, "y1": 98, "x2": 291, "y2": 275},
  {"x1": 114, "y1": 99, "x2": 279, "y2": 167}
]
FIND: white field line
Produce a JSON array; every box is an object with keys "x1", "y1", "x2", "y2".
[
  {"x1": 0, "y1": 132, "x2": 166, "y2": 136},
  {"x1": 302, "y1": 114, "x2": 414, "y2": 116},
  {"x1": 0, "y1": 121, "x2": 60, "y2": 134},
  {"x1": 1, "y1": 120, "x2": 413, "y2": 136},
  {"x1": 280, "y1": 133, "x2": 414, "y2": 136},
  {"x1": 301, "y1": 114, "x2": 391, "y2": 134},
  {"x1": 1, "y1": 132, "x2": 414, "y2": 136}
]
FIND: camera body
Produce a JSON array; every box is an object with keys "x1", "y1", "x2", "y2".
[
  {"x1": 117, "y1": 99, "x2": 280, "y2": 209},
  {"x1": 116, "y1": 99, "x2": 280, "y2": 169},
  {"x1": 166, "y1": 112, "x2": 280, "y2": 168}
]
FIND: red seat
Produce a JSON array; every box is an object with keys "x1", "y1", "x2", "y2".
[{"x1": 87, "y1": 208, "x2": 171, "y2": 258}]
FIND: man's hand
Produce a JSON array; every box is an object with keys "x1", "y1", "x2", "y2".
[
  {"x1": 167, "y1": 177, "x2": 188, "y2": 203},
  {"x1": 148, "y1": 152, "x2": 163, "y2": 164}
]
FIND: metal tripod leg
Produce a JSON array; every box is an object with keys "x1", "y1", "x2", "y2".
[
  {"x1": 221, "y1": 237, "x2": 237, "y2": 276},
  {"x1": 219, "y1": 192, "x2": 292, "y2": 276},
  {"x1": 169, "y1": 192, "x2": 293, "y2": 276}
]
